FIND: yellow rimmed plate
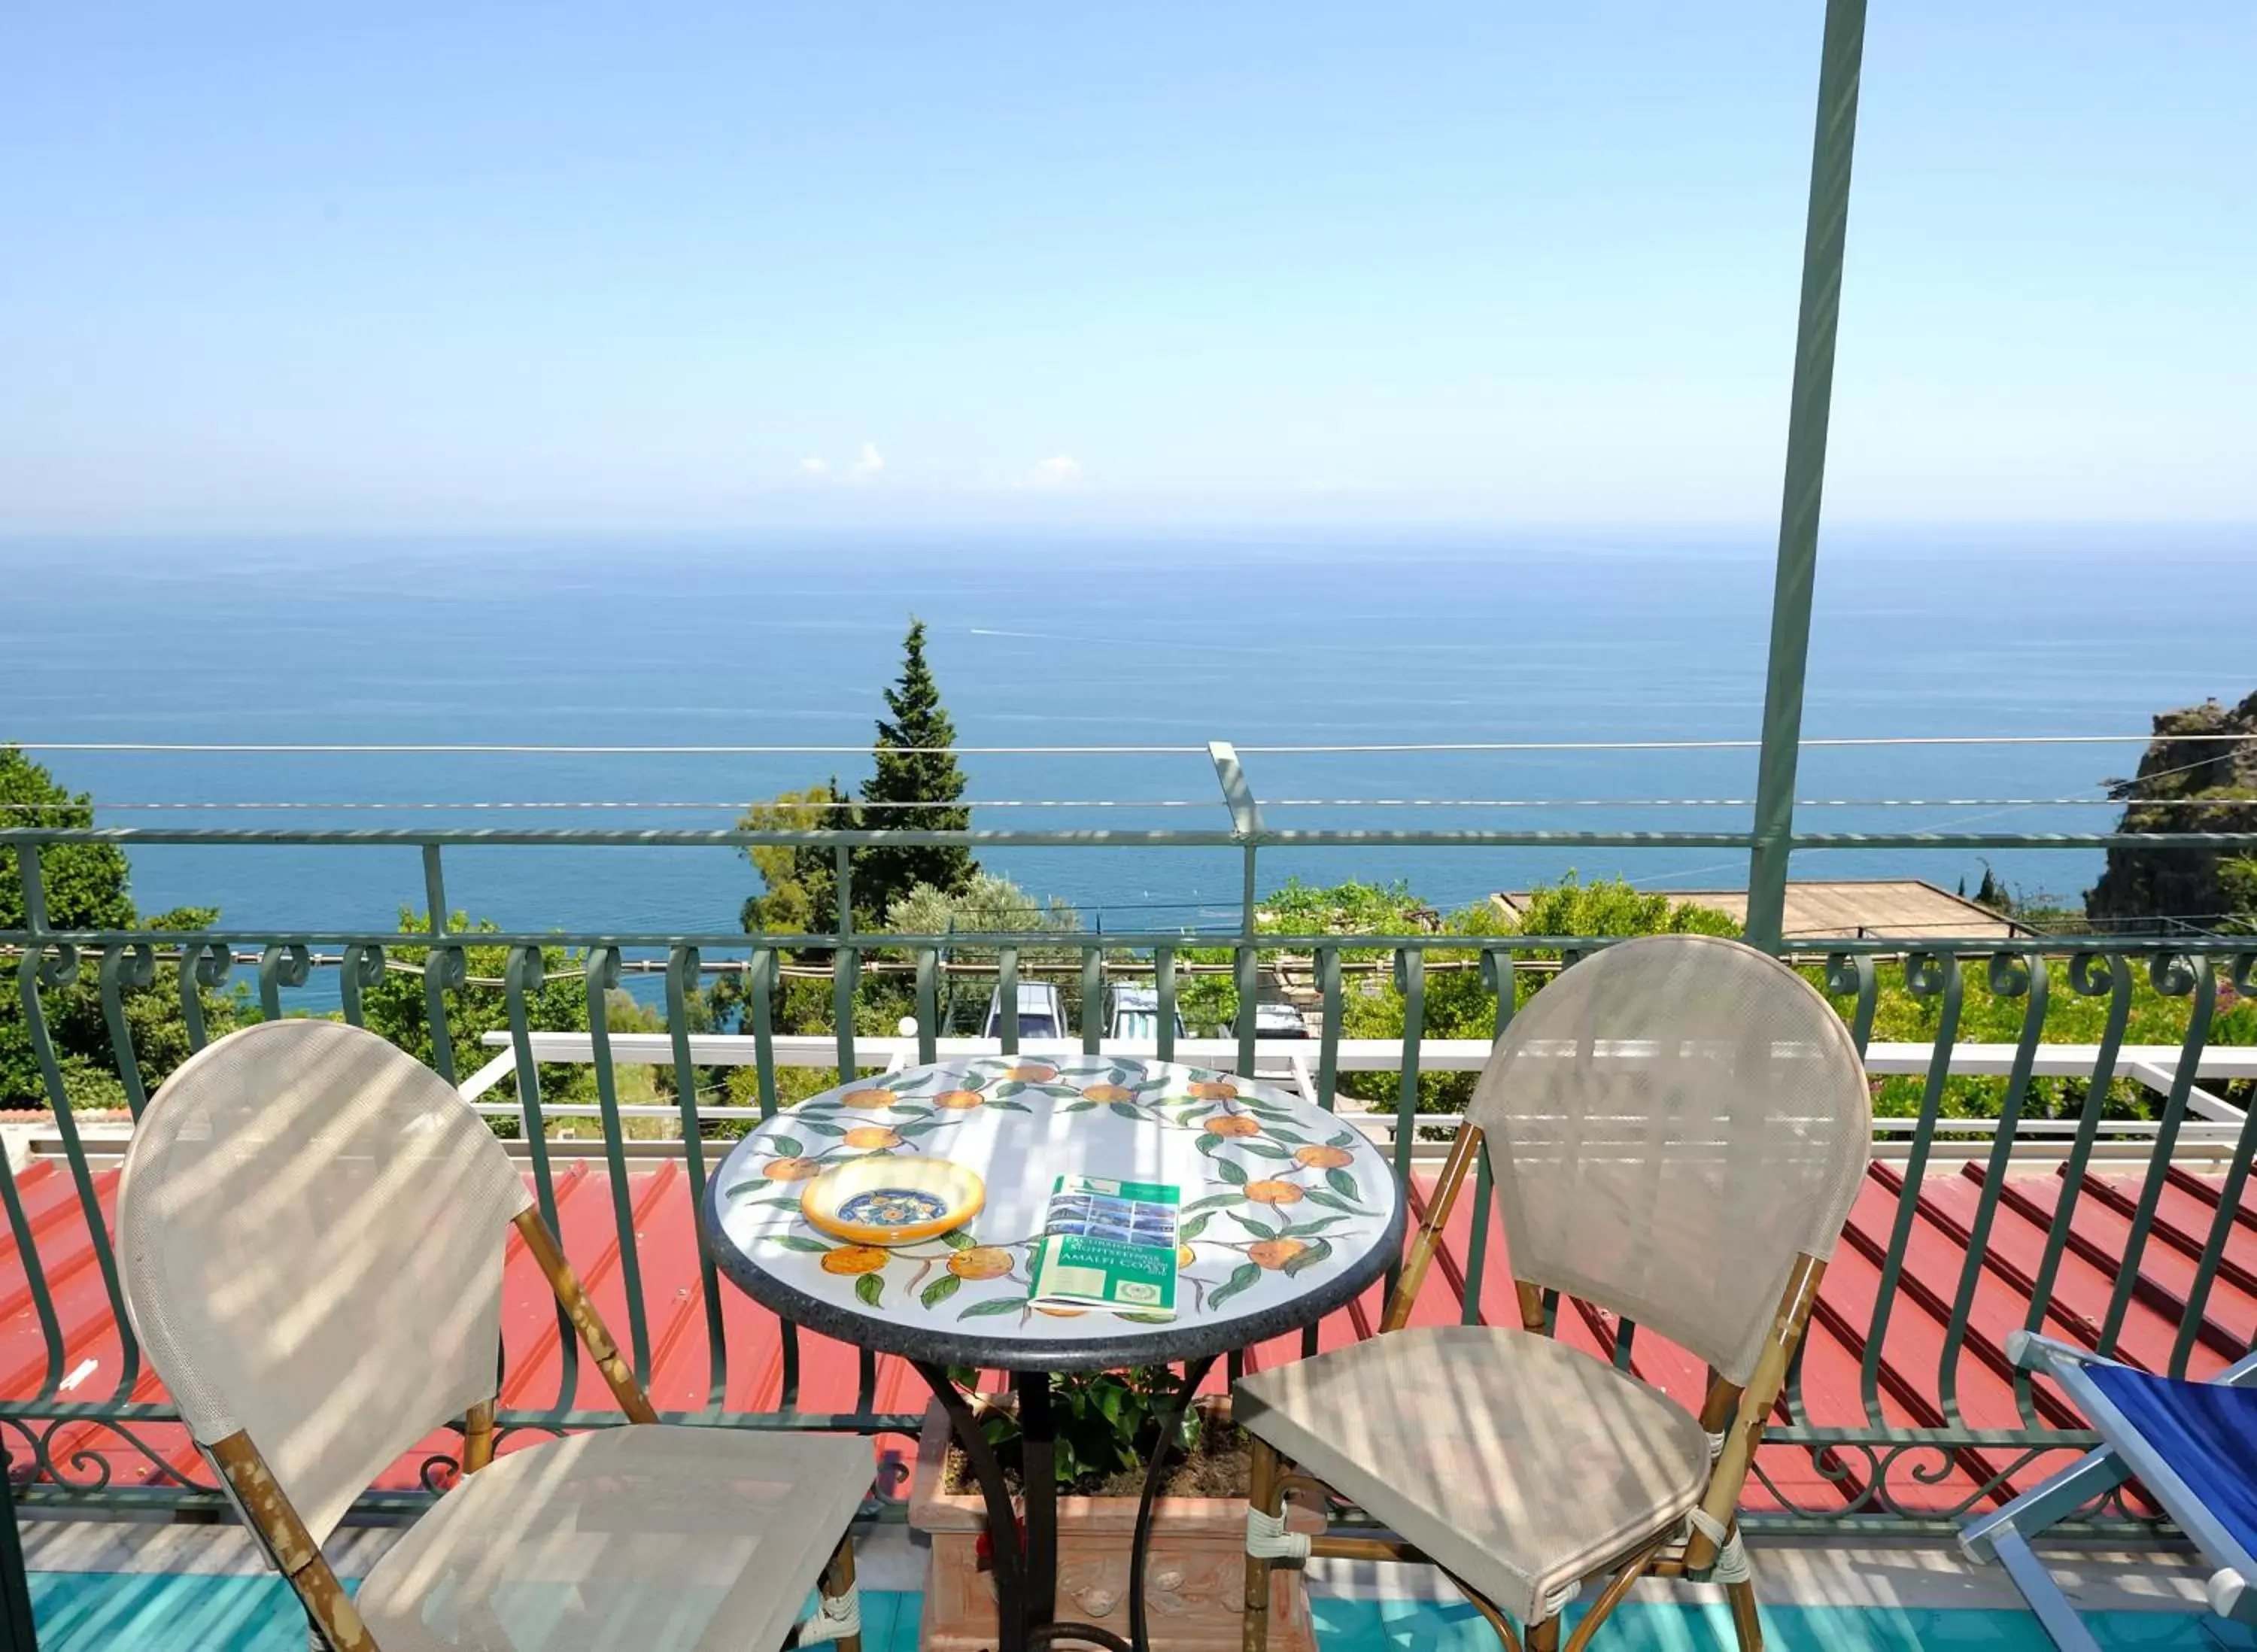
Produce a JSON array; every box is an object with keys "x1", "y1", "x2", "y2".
[{"x1": 800, "y1": 1155, "x2": 986, "y2": 1247}]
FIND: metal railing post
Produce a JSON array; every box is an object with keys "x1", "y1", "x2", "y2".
[
  {"x1": 1745, "y1": 0, "x2": 1867, "y2": 953},
  {"x1": 0, "y1": 1444, "x2": 32, "y2": 1651},
  {"x1": 0, "y1": 846, "x2": 38, "y2": 1650},
  {"x1": 1209, "y1": 742, "x2": 1264, "y2": 1075}
]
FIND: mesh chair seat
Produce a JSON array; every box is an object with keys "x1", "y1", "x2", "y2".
[
  {"x1": 357, "y1": 1425, "x2": 872, "y2": 1651},
  {"x1": 1235, "y1": 1326, "x2": 1712, "y2": 1626}
]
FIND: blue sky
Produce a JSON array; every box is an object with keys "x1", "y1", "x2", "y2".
[{"x1": 2, "y1": 2, "x2": 2249, "y2": 531}]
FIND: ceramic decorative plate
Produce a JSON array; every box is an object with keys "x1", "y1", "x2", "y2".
[{"x1": 801, "y1": 1155, "x2": 986, "y2": 1247}]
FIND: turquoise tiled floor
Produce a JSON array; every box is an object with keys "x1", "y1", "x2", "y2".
[{"x1": 26, "y1": 1575, "x2": 2257, "y2": 1650}]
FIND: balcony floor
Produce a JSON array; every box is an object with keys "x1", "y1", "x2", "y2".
[
  {"x1": 23, "y1": 1573, "x2": 2257, "y2": 1650},
  {"x1": 18, "y1": 1522, "x2": 2253, "y2": 1651}
]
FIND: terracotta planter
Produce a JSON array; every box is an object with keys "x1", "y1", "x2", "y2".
[{"x1": 906, "y1": 1400, "x2": 1320, "y2": 1651}]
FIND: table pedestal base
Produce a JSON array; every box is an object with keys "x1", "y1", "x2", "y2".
[{"x1": 913, "y1": 1358, "x2": 1220, "y2": 1652}]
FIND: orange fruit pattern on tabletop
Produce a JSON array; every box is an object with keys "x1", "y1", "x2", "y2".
[
  {"x1": 1244, "y1": 1180, "x2": 1305, "y2": 1206},
  {"x1": 820, "y1": 1246, "x2": 890, "y2": 1275},
  {"x1": 948, "y1": 1247, "x2": 1014, "y2": 1280},
  {"x1": 1248, "y1": 1238, "x2": 1308, "y2": 1271}
]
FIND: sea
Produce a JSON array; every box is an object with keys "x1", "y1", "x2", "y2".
[{"x1": 4, "y1": 526, "x2": 2252, "y2": 953}]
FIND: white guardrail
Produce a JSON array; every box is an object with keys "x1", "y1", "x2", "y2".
[{"x1": 469, "y1": 1032, "x2": 2257, "y2": 1162}]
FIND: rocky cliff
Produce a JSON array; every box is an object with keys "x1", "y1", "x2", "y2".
[{"x1": 2085, "y1": 691, "x2": 2257, "y2": 928}]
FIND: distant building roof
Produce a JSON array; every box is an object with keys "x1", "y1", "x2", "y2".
[{"x1": 1489, "y1": 877, "x2": 2029, "y2": 941}]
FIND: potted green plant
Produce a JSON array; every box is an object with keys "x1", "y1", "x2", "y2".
[{"x1": 906, "y1": 1367, "x2": 1320, "y2": 1650}]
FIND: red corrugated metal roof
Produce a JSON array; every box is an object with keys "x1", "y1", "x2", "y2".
[{"x1": 4, "y1": 1155, "x2": 2250, "y2": 1518}]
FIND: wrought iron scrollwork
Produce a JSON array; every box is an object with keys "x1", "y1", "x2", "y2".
[
  {"x1": 0, "y1": 1413, "x2": 217, "y2": 1496},
  {"x1": 338, "y1": 941, "x2": 387, "y2": 1026},
  {"x1": 257, "y1": 941, "x2": 312, "y2": 1021}
]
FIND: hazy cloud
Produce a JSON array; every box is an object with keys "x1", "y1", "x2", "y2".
[
  {"x1": 1027, "y1": 454, "x2": 1083, "y2": 488},
  {"x1": 848, "y1": 441, "x2": 885, "y2": 479}
]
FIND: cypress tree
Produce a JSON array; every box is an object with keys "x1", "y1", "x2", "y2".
[{"x1": 854, "y1": 618, "x2": 977, "y2": 922}]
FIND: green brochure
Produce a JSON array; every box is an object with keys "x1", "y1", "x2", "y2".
[{"x1": 1029, "y1": 1174, "x2": 1181, "y2": 1318}]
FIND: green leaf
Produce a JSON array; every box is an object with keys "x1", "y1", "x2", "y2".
[
  {"x1": 1300, "y1": 1188, "x2": 1357, "y2": 1213},
  {"x1": 1262, "y1": 1126, "x2": 1308, "y2": 1146},
  {"x1": 766, "y1": 1134, "x2": 804, "y2": 1159},
  {"x1": 855, "y1": 1272, "x2": 885, "y2": 1309},
  {"x1": 1060, "y1": 1098, "x2": 1099, "y2": 1114},
  {"x1": 1235, "y1": 1212, "x2": 1279, "y2": 1239},
  {"x1": 1177, "y1": 1212, "x2": 1212, "y2": 1241},
  {"x1": 893, "y1": 1120, "x2": 943, "y2": 1138},
  {"x1": 1214, "y1": 1158, "x2": 1249, "y2": 1187},
  {"x1": 1116, "y1": 1311, "x2": 1174, "y2": 1324},
  {"x1": 1207, "y1": 1262, "x2": 1262, "y2": 1313},
  {"x1": 1181, "y1": 1192, "x2": 1244, "y2": 1213},
  {"x1": 989, "y1": 1100, "x2": 1034, "y2": 1113},
  {"x1": 1283, "y1": 1237, "x2": 1332, "y2": 1277},
  {"x1": 993, "y1": 1081, "x2": 1026, "y2": 1099},
  {"x1": 940, "y1": 1227, "x2": 979, "y2": 1250},
  {"x1": 800, "y1": 1120, "x2": 848, "y2": 1137},
  {"x1": 1280, "y1": 1216, "x2": 1349, "y2": 1238},
  {"x1": 960, "y1": 1295, "x2": 1031, "y2": 1319},
  {"x1": 1134, "y1": 1077, "x2": 1174, "y2": 1095},
  {"x1": 771, "y1": 1234, "x2": 833, "y2": 1253},
  {"x1": 1194, "y1": 1134, "x2": 1223, "y2": 1159},
  {"x1": 1328, "y1": 1128, "x2": 1358, "y2": 1149},
  {"x1": 1326, "y1": 1168, "x2": 1362, "y2": 1201},
  {"x1": 1037, "y1": 1084, "x2": 1084, "y2": 1098},
  {"x1": 1108, "y1": 1101, "x2": 1144, "y2": 1122},
  {"x1": 892, "y1": 1071, "x2": 937, "y2": 1092},
  {"x1": 920, "y1": 1273, "x2": 962, "y2": 1309},
  {"x1": 1235, "y1": 1139, "x2": 1293, "y2": 1161}
]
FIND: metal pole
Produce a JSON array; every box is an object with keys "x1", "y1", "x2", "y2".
[
  {"x1": 1744, "y1": 0, "x2": 1868, "y2": 954},
  {"x1": 0, "y1": 1441, "x2": 35, "y2": 1650}
]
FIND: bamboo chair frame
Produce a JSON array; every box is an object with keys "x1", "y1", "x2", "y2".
[
  {"x1": 1241, "y1": 1125, "x2": 1824, "y2": 1652},
  {"x1": 204, "y1": 1207, "x2": 862, "y2": 1652}
]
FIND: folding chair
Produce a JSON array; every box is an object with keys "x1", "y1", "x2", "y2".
[
  {"x1": 1234, "y1": 934, "x2": 1872, "y2": 1650},
  {"x1": 117, "y1": 1019, "x2": 870, "y2": 1651},
  {"x1": 1960, "y1": 1330, "x2": 2257, "y2": 1651}
]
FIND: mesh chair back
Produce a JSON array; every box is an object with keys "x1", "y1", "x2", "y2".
[
  {"x1": 118, "y1": 1019, "x2": 533, "y2": 1544},
  {"x1": 1468, "y1": 934, "x2": 1869, "y2": 1385}
]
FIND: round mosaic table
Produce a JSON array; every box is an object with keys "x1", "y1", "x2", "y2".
[{"x1": 702, "y1": 1052, "x2": 1406, "y2": 1652}]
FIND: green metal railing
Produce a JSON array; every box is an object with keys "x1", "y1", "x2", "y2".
[
  {"x1": 4, "y1": 821, "x2": 2255, "y2": 1535},
  {"x1": 1, "y1": 0, "x2": 2249, "y2": 1557}
]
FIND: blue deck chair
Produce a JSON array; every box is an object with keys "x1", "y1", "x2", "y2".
[{"x1": 1961, "y1": 1330, "x2": 2257, "y2": 1650}]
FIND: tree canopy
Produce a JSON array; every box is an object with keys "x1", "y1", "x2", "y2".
[
  {"x1": 738, "y1": 780, "x2": 852, "y2": 938},
  {"x1": 853, "y1": 618, "x2": 976, "y2": 923},
  {"x1": 738, "y1": 619, "x2": 980, "y2": 942},
  {"x1": 1, "y1": 746, "x2": 241, "y2": 1108}
]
